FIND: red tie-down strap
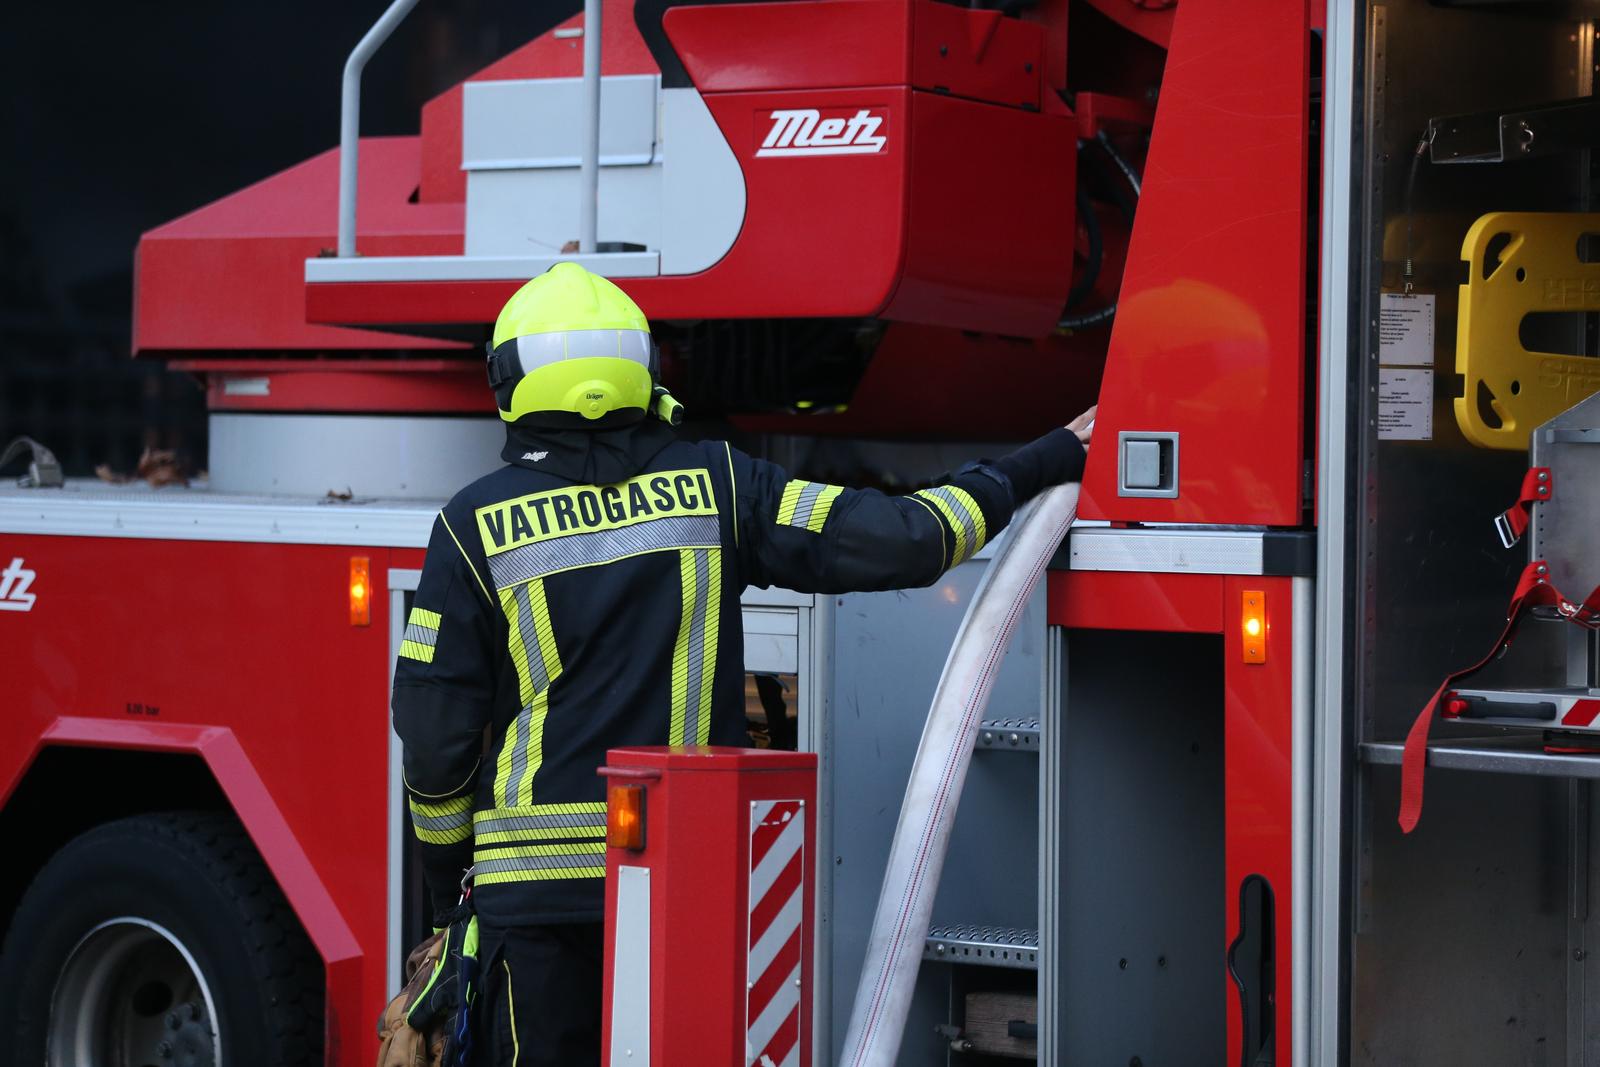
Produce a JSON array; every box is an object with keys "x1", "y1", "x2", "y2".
[
  {"x1": 1397, "y1": 561, "x2": 1600, "y2": 833},
  {"x1": 1493, "y1": 467, "x2": 1552, "y2": 549}
]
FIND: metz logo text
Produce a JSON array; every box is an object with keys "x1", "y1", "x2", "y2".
[
  {"x1": 757, "y1": 109, "x2": 887, "y2": 157},
  {"x1": 0, "y1": 558, "x2": 36, "y2": 612}
]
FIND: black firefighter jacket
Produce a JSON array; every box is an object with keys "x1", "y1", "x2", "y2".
[{"x1": 393, "y1": 419, "x2": 1085, "y2": 926}]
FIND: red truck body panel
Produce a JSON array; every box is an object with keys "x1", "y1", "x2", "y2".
[{"x1": 0, "y1": 533, "x2": 425, "y2": 1063}]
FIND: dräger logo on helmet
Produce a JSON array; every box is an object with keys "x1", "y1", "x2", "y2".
[{"x1": 756, "y1": 108, "x2": 887, "y2": 158}]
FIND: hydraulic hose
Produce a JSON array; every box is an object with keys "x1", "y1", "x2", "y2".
[
  {"x1": 1059, "y1": 132, "x2": 1141, "y2": 331},
  {"x1": 840, "y1": 480, "x2": 1081, "y2": 1067},
  {"x1": 1064, "y1": 186, "x2": 1103, "y2": 309}
]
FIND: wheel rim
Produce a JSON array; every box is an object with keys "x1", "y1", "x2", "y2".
[{"x1": 47, "y1": 917, "x2": 221, "y2": 1067}]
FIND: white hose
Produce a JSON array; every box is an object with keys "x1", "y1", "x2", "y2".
[{"x1": 840, "y1": 481, "x2": 1081, "y2": 1067}]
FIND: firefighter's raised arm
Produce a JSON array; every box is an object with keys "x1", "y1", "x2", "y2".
[
  {"x1": 729, "y1": 408, "x2": 1094, "y2": 594},
  {"x1": 391, "y1": 509, "x2": 496, "y2": 918}
]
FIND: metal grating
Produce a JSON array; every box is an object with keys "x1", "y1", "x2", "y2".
[{"x1": 923, "y1": 925, "x2": 1040, "y2": 970}]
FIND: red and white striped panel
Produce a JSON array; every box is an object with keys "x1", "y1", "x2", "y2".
[{"x1": 746, "y1": 799, "x2": 805, "y2": 1067}]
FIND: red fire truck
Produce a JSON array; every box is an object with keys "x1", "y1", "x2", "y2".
[{"x1": 5, "y1": 0, "x2": 1600, "y2": 1062}]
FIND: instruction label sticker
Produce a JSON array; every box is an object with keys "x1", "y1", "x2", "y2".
[
  {"x1": 1379, "y1": 292, "x2": 1436, "y2": 366},
  {"x1": 1378, "y1": 368, "x2": 1433, "y2": 441}
]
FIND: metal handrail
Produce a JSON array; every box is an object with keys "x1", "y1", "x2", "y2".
[
  {"x1": 578, "y1": 0, "x2": 602, "y2": 253},
  {"x1": 336, "y1": 0, "x2": 604, "y2": 259},
  {"x1": 339, "y1": 0, "x2": 421, "y2": 258}
]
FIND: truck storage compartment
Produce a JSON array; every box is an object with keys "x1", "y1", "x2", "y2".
[{"x1": 1350, "y1": 1, "x2": 1600, "y2": 1061}]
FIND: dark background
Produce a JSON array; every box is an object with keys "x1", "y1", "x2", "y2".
[{"x1": 0, "y1": 0, "x2": 577, "y2": 477}]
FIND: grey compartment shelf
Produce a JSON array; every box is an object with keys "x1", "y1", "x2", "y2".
[{"x1": 1361, "y1": 738, "x2": 1600, "y2": 779}]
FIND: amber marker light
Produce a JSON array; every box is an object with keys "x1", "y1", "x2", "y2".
[
  {"x1": 349, "y1": 556, "x2": 371, "y2": 627},
  {"x1": 1241, "y1": 589, "x2": 1266, "y2": 664},
  {"x1": 608, "y1": 783, "x2": 647, "y2": 850}
]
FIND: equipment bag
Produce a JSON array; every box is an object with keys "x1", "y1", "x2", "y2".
[{"x1": 376, "y1": 913, "x2": 481, "y2": 1067}]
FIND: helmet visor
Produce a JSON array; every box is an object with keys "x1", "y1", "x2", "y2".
[{"x1": 487, "y1": 328, "x2": 654, "y2": 386}]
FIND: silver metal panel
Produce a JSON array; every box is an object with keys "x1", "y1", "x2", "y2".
[
  {"x1": 1314, "y1": 4, "x2": 1361, "y2": 1062},
  {"x1": 387, "y1": 568, "x2": 420, "y2": 997},
  {"x1": 1039, "y1": 627, "x2": 1066, "y2": 1066},
  {"x1": 796, "y1": 592, "x2": 835, "y2": 1059},
  {"x1": 741, "y1": 586, "x2": 815, "y2": 610},
  {"x1": 823, "y1": 561, "x2": 1046, "y2": 1066},
  {"x1": 304, "y1": 251, "x2": 661, "y2": 283},
  {"x1": 1291, "y1": 577, "x2": 1315, "y2": 1064},
  {"x1": 659, "y1": 88, "x2": 747, "y2": 275},
  {"x1": 1068, "y1": 525, "x2": 1265, "y2": 575},
  {"x1": 1054, "y1": 629, "x2": 1225, "y2": 1064},
  {"x1": 386, "y1": 585, "x2": 406, "y2": 996},
  {"x1": 0, "y1": 480, "x2": 438, "y2": 547},
  {"x1": 209, "y1": 413, "x2": 503, "y2": 500},
  {"x1": 609, "y1": 865, "x2": 651, "y2": 1066},
  {"x1": 1531, "y1": 391, "x2": 1600, "y2": 600},
  {"x1": 466, "y1": 165, "x2": 662, "y2": 260},
  {"x1": 743, "y1": 605, "x2": 800, "y2": 674},
  {"x1": 462, "y1": 76, "x2": 659, "y2": 170},
  {"x1": 1355, "y1": 766, "x2": 1572, "y2": 1063}
]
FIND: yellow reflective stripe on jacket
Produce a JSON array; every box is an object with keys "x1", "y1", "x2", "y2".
[
  {"x1": 472, "y1": 802, "x2": 608, "y2": 845},
  {"x1": 669, "y1": 548, "x2": 721, "y2": 746},
  {"x1": 808, "y1": 485, "x2": 844, "y2": 531},
  {"x1": 776, "y1": 480, "x2": 845, "y2": 533},
  {"x1": 776, "y1": 480, "x2": 806, "y2": 525},
  {"x1": 912, "y1": 485, "x2": 988, "y2": 567},
  {"x1": 409, "y1": 794, "x2": 473, "y2": 845},
  {"x1": 471, "y1": 841, "x2": 607, "y2": 884},
  {"x1": 399, "y1": 606, "x2": 442, "y2": 664},
  {"x1": 494, "y1": 578, "x2": 563, "y2": 808},
  {"x1": 399, "y1": 639, "x2": 435, "y2": 664}
]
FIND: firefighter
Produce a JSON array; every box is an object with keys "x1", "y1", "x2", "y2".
[{"x1": 392, "y1": 262, "x2": 1094, "y2": 1066}]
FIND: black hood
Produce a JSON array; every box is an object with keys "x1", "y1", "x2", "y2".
[{"x1": 501, "y1": 415, "x2": 680, "y2": 485}]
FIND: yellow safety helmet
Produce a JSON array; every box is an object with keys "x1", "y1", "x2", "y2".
[{"x1": 486, "y1": 263, "x2": 656, "y2": 423}]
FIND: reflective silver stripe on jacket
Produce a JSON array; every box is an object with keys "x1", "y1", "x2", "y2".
[
  {"x1": 921, "y1": 485, "x2": 979, "y2": 555},
  {"x1": 485, "y1": 514, "x2": 720, "y2": 588},
  {"x1": 473, "y1": 851, "x2": 607, "y2": 875},
  {"x1": 410, "y1": 806, "x2": 472, "y2": 833},
  {"x1": 402, "y1": 623, "x2": 438, "y2": 650},
  {"x1": 789, "y1": 482, "x2": 828, "y2": 529},
  {"x1": 681, "y1": 548, "x2": 712, "y2": 745},
  {"x1": 475, "y1": 810, "x2": 607, "y2": 836}
]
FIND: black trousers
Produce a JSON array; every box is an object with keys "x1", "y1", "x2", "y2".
[{"x1": 477, "y1": 921, "x2": 605, "y2": 1067}]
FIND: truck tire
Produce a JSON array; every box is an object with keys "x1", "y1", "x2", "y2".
[{"x1": 0, "y1": 811, "x2": 323, "y2": 1066}]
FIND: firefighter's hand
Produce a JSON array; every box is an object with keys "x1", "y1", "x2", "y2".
[{"x1": 1066, "y1": 405, "x2": 1097, "y2": 448}]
